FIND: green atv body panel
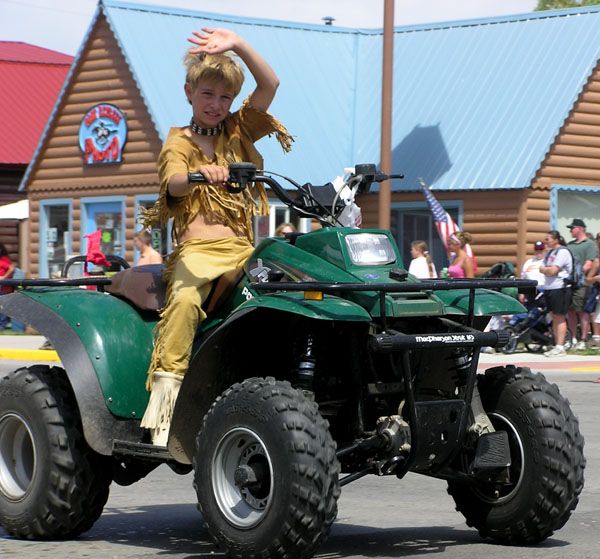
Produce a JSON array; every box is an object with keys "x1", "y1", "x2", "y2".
[{"x1": 232, "y1": 292, "x2": 372, "y2": 322}]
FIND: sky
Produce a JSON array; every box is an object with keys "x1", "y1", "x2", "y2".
[{"x1": 1, "y1": 0, "x2": 539, "y2": 56}]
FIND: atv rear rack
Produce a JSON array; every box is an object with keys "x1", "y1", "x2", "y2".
[{"x1": 0, "y1": 277, "x2": 112, "y2": 288}]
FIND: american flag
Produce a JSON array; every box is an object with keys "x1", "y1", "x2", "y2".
[{"x1": 418, "y1": 179, "x2": 477, "y2": 272}]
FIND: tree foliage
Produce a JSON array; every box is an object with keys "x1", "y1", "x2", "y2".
[{"x1": 536, "y1": 0, "x2": 600, "y2": 10}]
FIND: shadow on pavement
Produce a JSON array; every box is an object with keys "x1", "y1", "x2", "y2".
[
  {"x1": 316, "y1": 524, "x2": 568, "y2": 558},
  {"x1": 1, "y1": 504, "x2": 570, "y2": 558},
  {"x1": 14, "y1": 504, "x2": 568, "y2": 559}
]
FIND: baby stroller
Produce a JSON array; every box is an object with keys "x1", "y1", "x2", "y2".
[
  {"x1": 500, "y1": 291, "x2": 572, "y2": 354},
  {"x1": 480, "y1": 261, "x2": 516, "y2": 280}
]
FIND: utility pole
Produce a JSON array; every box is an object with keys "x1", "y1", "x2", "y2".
[{"x1": 378, "y1": 0, "x2": 394, "y2": 229}]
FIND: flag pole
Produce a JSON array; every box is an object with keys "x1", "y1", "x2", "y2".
[{"x1": 378, "y1": 0, "x2": 394, "y2": 229}]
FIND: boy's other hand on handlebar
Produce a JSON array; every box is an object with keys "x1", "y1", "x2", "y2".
[{"x1": 188, "y1": 28, "x2": 239, "y2": 55}]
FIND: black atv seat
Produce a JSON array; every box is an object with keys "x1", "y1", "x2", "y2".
[{"x1": 105, "y1": 264, "x2": 244, "y2": 315}]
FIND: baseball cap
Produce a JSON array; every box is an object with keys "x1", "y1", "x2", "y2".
[
  {"x1": 533, "y1": 241, "x2": 545, "y2": 251},
  {"x1": 567, "y1": 218, "x2": 586, "y2": 229}
]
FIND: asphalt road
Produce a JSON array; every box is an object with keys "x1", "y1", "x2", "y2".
[{"x1": 1, "y1": 361, "x2": 598, "y2": 559}]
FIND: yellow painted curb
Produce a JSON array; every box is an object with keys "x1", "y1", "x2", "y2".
[
  {"x1": 570, "y1": 366, "x2": 600, "y2": 372},
  {"x1": 0, "y1": 349, "x2": 60, "y2": 362}
]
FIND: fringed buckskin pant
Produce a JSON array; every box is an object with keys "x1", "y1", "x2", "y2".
[{"x1": 146, "y1": 236, "x2": 254, "y2": 389}]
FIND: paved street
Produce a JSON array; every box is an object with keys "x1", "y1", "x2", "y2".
[{"x1": 1, "y1": 351, "x2": 599, "y2": 558}]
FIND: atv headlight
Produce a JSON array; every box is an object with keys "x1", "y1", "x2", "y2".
[{"x1": 345, "y1": 233, "x2": 396, "y2": 266}]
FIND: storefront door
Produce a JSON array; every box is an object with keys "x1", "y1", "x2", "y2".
[
  {"x1": 83, "y1": 199, "x2": 125, "y2": 257},
  {"x1": 40, "y1": 201, "x2": 71, "y2": 278}
]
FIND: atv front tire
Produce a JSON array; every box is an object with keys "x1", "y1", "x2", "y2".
[
  {"x1": 448, "y1": 366, "x2": 585, "y2": 544},
  {"x1": 0, "y1": 365, "x2": 112, "y2": 539},
  {"x1": 194, "y1": 377, "x2": 340, "y2": 559}
]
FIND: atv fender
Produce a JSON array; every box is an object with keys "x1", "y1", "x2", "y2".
[
  {"x1": 0, "y1": 289, "x2": 155, "y2": 455},
  {"x1": 435, "y1": 288, "x2": 526, "y2": 316},
  {"x1": 235, "y1": 291, "x2": 372, "y2": 321},
  {"x1": 169, "y1": 296, "x2": 371, "y2": 463}
]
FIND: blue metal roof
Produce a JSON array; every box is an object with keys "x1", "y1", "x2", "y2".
[{"x1": 33, "y1": 1, "x2": 600, "y2": 192}]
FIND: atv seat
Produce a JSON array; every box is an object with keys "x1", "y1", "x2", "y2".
[{"x1": 105, "y1": 264, "x2": 244, "y2": 315}]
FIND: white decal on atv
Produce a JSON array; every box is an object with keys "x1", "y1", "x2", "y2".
[
  {"x1": 242, "y1": 286, "x2": 254, "y2": 301},
  {"x1": 415, "y1": 334, "x2": 475, "y2": 344}
]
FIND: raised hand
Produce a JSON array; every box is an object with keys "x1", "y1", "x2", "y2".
[{"x1": 188, "y1": 28, "x2": 239, "y2": 55}]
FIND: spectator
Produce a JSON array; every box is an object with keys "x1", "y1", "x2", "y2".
[
  {"x1": 566, "y1": 218, "x2": 596, "y2": 349},
  {"x1": 519, "y1": 240, "x2": 546, "y2": 304},
  {"x1": 0, "y1": 243, "x2": 15, "y2": 330},
  {"x1": 586, "y1": 232, "x2": 600, "y2": 349},
  {"x1": 521, "y1": 241, "x2": 546, "y2": 286},
  {"x1": 134, "y1": 230, "x2": 163, "y2": 266},
  {"x1": 275, "y1": 222, "x2": 296, "y2": 237},
  {"x1": 447, "y1": 232, "x2": 474, "y2": 278},
  {"x1": 539, "y1": 230, "x2": 571, "y2": 357},
  {"x1": 408, "y1": 240, "x2": 437, "y2": 279}
]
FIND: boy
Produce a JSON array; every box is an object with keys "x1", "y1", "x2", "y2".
[{"x1": 141, "y1": 27, "x2": 292, "y2": 445}]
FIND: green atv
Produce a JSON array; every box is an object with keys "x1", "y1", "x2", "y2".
[{"x1": 0, "y1": 164, "x2": 585, "y2": 558}]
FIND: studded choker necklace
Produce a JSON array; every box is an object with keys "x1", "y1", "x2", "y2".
[{"x1": 189, "y1": 118, "x2": 223, "y2": 136}]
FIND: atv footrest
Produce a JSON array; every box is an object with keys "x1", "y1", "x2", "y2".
[
  {"x1": 113, "y1": 440, "x2": 172, "y2": 461},
  {"x1": 472, "y1": 431, "x2": 511, "y2": 472}
]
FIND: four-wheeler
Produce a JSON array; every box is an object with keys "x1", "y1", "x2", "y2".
[{"x1": 0, "y1": 163, "x2": 585, "y2": 558}]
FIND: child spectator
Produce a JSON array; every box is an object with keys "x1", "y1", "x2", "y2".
[{"x1": 408, "y1": 240, "x2": 437, "y2": 279}]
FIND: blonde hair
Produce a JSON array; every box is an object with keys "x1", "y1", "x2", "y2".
[
  {"x1": 450, "y1": 231, "x2": 472, "y2": 247},
  {"x1": 411, "y1": 240, "x2": 435, "y2": 278},
  {"x1": 184, "y1": 52, "x2": 244, "y2": 96}
]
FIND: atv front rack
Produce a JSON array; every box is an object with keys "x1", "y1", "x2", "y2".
[{"x1": 251, "y1": 277, "x2": 537, "y2": 327}]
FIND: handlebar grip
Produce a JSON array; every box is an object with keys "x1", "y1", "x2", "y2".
[{"x1": 188, "y1": 172, "x2": 207, "y2": 184}]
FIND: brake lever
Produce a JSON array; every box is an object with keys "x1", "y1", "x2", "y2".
[{"x1": 226, "y1": 184, "x2": 245, "y2": 193}]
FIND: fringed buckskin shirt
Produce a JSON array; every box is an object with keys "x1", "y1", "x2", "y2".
[{"x1": 143, "y1": 102, "x2": 293, "y2": 242}]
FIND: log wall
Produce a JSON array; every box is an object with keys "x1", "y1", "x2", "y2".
[{"x1": 26, "y1": 15, "x2": 162, "y2": 275}]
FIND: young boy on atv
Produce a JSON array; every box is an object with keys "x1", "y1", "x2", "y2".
[{"x1": 141, "y1": 27, "x2": 293, "y2": 445}]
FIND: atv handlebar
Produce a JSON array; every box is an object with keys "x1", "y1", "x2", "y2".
[{"x1": 186, "y1": 162, "x2": 403, "y2": 224}]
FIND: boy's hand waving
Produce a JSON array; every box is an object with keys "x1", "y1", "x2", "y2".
[{"x1": 188, "y1": 28, "x2": 238, "y2": 55}]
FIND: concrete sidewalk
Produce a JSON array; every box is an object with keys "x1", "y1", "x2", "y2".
[
  {"x1": 478, "y1": 348, "x2": 600, "y2": 373},
  {"x1": 0, "y1": 334, "x2": 598, "y2": 372}
]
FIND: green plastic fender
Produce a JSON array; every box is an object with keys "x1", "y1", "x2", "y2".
[
  {"x1": 6, "y1": 288, "x2": 155, "y2": 418},
  {"x1": 234, "y1": 291, "x2": 372, "y2": 321},
  {"x1": 434, "y1": 288, "x2": 527, "y2": 315}
]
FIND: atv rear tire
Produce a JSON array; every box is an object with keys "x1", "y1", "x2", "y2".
[
  {"x1": 194, "y1": 377, "x2": 340, "y2": 559},
  {"x1": 448, "y1": 366, "x2": 585, "y2": 544},
  {"x1": 0, "y1": 365, "x2": 112, "y2": 539}
]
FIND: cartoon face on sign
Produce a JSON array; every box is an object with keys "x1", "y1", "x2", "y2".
[{"x1": 79, "y1": 103, "x2": 127, "y2": 164}]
